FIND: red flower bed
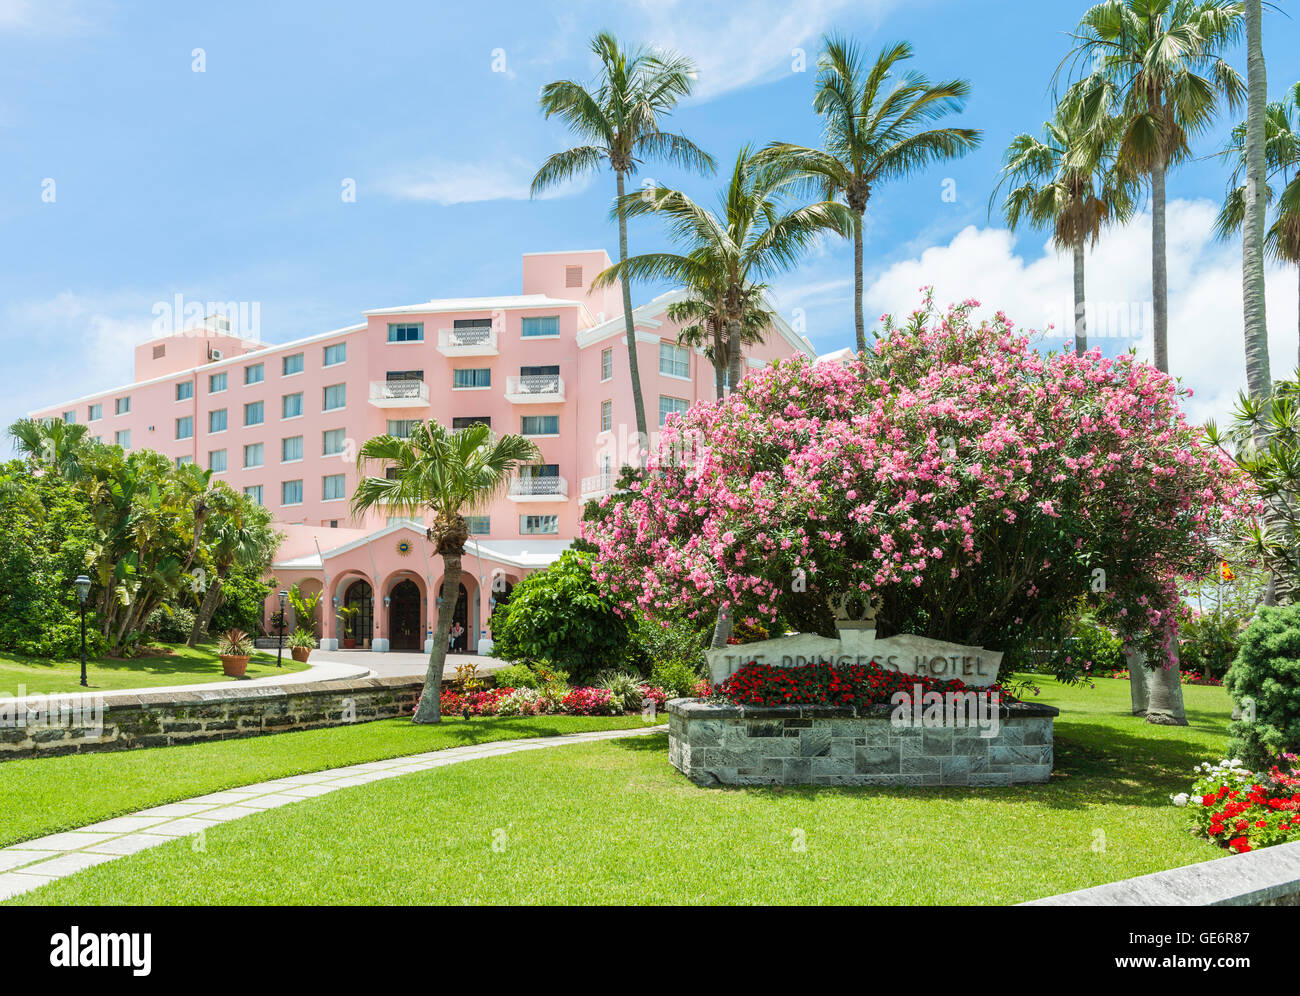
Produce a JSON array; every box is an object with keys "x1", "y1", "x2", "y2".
[
  {"x1": 1101, "y1": 668, "x2": 1222, "y2": 686},
  {"x1": 1178, "y1": 758, "x2": 1300, "y2": 852},
  {"x1": 715, "y1": 661, "x2": 983, "y2": 707}
]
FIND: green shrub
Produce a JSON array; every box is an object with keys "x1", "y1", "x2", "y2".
[
  {"x1": 1224, "y1": 604, "x2": 1300, "y2": 770},
  {"x1": 625, "y1": 612, "x2": 708, "y2": 684},
  {"x1": 146, "y1": 605, "x2": 196, "y2": 644},
  {"x1": 649, "y1": 658, "x2": 703, "y2": 697},
  {"x1": 210, "y1": 566, "x2": 274, "y2": 637},
  {"x1": 1178, "y1": 610, "x2": 1243, "y2": 680},
  {"x1": 488, "y1": 551, "x2": 628, "y2": 684},
  {"x1": 492, "y1": 664, "x2": 540, "y2": 690}
]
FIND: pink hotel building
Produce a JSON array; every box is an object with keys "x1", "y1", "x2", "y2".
[{"x1": 30, "y1": 250, "x2": 815, "y2": 653}]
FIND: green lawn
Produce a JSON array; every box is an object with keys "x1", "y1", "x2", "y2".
[
  {"x1": 0, "y1": 641, "x2": 308, "y2": 696},
  {"x1": 8, "y1": 677, "x2": 1238, "y2": 906},
  {"x1": 0, "y1": 714, "x2": 659, "y2": 847}
]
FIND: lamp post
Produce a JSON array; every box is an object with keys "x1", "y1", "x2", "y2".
[
  {"x1": 277, "y1": 589, "x2": 288, "y2": 668},
  {"x1": 74, "y1": 575, "x2": 91, "y2": 688}
]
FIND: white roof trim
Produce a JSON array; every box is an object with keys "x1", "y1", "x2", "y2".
[
  {"x1": 365, "y1": 294, "x2": 585, "y2": 316},
  {"x1": 272, "y1": 524, "x2": 572, "y2": 572}
]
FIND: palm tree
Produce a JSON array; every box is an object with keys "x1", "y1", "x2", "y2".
[
  {"x1": 1066, "y1": 0, "x2": 1245, "y2": 375},
  {"x1": 351, "y1": 422, "x2": 538, "y2": 724},
  {"x1": 992, "y1": 95, "x2": 1136, "y2": 355},
  {"x1": 1240, "y1": 0, "x2": 1270, "y2": 399},
  {"x1": 1216, "y1": 82, "x2": 1300, "y2": 365},
  {"x1": 593, "y1": 147, "x2": 853, "y2": 647},
  {"x1": 9, "y1": 417, "x2": 91, "y2": 476},
  {"x1": 532, "y1": 31, "x2": 715, "y2": 450},
  {"x1": 760, "y1": 37, "x2": 980, "y2": 353},
  {"x1": 186, "y1": 488, "x2": 278, "y2": 647},
  {"x1": 665, "y1": 280, "x2": 774, "y2": 400}
]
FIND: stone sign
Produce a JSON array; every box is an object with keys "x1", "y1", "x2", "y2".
[{"x1": 706, "y1": 627, "x2": 1003, "y2": 688}]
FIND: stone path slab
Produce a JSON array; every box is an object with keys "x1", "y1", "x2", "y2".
[{"x1": 0, "y1": 724, "x2": 665, "y2": 903}]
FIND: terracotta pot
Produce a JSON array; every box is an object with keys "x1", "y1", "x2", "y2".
[
  {"x1": 220, "y1": 654, "x2": 249, "y2": 677},
  {"x1": 342, "y1": 638, "x2": 357, "y2": 649},
  {"x1": 291, "y1": 646, "x2": 311, "y2": 663}
]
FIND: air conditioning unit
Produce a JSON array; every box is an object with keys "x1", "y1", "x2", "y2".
[{"x1": 209, "y1": 348, "x2": 224, "y2": 361}]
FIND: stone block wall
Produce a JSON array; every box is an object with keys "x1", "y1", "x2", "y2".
[
  {"x1": 0, "y1": 676, "x2": 424, "y2": 760},
  {"x1": 667, "y1": 699, "x2": 1058, "y2": 787}
]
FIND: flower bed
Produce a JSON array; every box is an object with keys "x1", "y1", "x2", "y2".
[
  {"x1": 425, "y1": 683, "x2": 670, "y2": 718},
  {"x1": 1101, "y1": 668, "x2": 1222, "y2": 686},
  {"x1": 714, "y1": 660, "x2": 988, "y2": 707},
  {"x1": 1172, "y1": 756, "x2": 1300, "y2": 853}
]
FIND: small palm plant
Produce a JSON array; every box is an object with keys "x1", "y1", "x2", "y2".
[{"x1": 352, "y1": 422, "x2": 539, "y2": 724}]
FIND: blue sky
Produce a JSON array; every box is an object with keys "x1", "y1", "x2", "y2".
[{"x1": 1, "y1": 0, "x2": 1298, "y2": 455}]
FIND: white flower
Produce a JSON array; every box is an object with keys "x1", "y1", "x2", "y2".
[
  {"x1": 1170, "y1": 793, "x2": 1190, "y2": 807},
  {"x1": 1230, "y1": 758, "x2": 1243, "y2": 768}
]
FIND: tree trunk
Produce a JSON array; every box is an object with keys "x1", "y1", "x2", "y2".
[
  {"x1": 853, "y1": 216, "x2": 866, "y2": 354},
  {"x1": 1151, "y1": 159, "x2": 1169, "y2": 373},
  {"x1": 726, "y1": 318, "x2": 744, "y2": 394},
  {"x1": 1242, "y1": 0, "x2": 1272, "y2": 400},
  {"x1": 188, "y1": 574, "x2": 225, "y2": 647},
  {"x1": 615, "y1": 171, "x2": 648, "y2": 456},
  {"x1": 710, "y1": 603, "x2": 733, "y2": 649},
  {"x1": 1073, "y1": 238, "x2": 1087, "y2": 356},
  {"x1": 1126, "y1": 646, "x2": 1149, "y2": 716},
  {"x1": 1145, "y1": 642, "x2": 1188, "y2": 727},
  {"x1": 712, "y1": 320, "x2": 726, "y2": 400},
  {"x1": 413, "y1": 552, "x2": 461, "y2": 724}
]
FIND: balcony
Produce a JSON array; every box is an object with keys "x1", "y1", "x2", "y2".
[
  {"x1": 505, "y1": 374, "x2": 565, "y2": 404},
  {"x1": 580, "y1": 473, "x2": 616, "y2": 500},
  {"x1": 368, "y1": 379, "x2": 429, "y2": 408},
  {"x1": 437, "y1": 326, "x2": 498, "y2": 356},
  {"x1": 508, "y1": 476, "x2": 569, "y2": 502}
]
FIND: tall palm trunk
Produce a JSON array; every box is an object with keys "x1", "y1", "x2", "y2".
[
  {"x1": 853, "y1": 215, "x2": 866, "y2": 353},
  {"x1": 1242, "y1": 0, "x2": 1271, "y2": 400},
  {"x1": 615, "y1": 171, "x2": 648, "y2": 454},
  {"x1": 725, "y1": 318, "x2": 744, "y2": 394},
  {"x1": 1151, "y1": 157, "x2": 1170, "y2": 373},
  {"x1": 413, "y1": 552, "x2": 461, "y2": 724},
  {"x1": 1072, "y1": 239, "x2": 1087, "y2": 356},
  {"x1": 1145, "y1": 642, "x2": 1188, "y2": 726},
  {"x1": 1126, "y1": 646, "x2": 1150, "y2": 716},
  {"x1": 187, "y1": 575, "x2": 225, "y2": 647},
  {"x1": 712, "y1": 321, "x2": 726, "y2": 400}
]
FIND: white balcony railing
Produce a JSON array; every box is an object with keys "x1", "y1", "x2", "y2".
[
  {"x1": 508, "y1": 475, "x2": 569, "y2": 501},
  {"x1": 505, "y1": 374, "x2": 565, "y2": 403},
  {"x1": 368, "y1": 379, "x2": 430, "y2": 408},
  {"x1": 580, "y1": 473, "x2": 616, "y2": 499},
  {"x1": 437, "y1": 326, "x2": 499, "y2": 356}
]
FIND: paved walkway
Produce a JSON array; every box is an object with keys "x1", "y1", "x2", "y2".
[
  {"x1": 309, "y1": 649, "x2": 508, "y2": 681},
  {"x1": 0, "y1": 724, "x2": 665, "y2": 902}
]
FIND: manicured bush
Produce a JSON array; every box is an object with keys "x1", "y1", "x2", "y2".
[
  {"x1": 491, "y1": 664, "x2": 540, "y2": 690},
  {"x1": 1224, "y1": 604, "x2": 1300, "y2": 769},
  {"x1": 146, "y1": 605, "x2": 196, "y2": 644},
  {"x1": 489, "y1": 550, "x2": 628, "y2": 684}
]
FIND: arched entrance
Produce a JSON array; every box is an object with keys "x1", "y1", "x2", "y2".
[
  {"x1": 436, "y1": 583, "x2": 470, "y2": 652},
  {"x1": 388, "y1": 579, "x2": 422, "y2": 651},
  {"x1": 342, "y1": 579, "x2": 373, "y2": 648}
]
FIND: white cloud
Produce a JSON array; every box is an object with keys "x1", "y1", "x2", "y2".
[
  {"x1": 0, "y1": 0, "x2": 106, "y2": 35},
  {"x1": 860, "y1": 199, "x2": 1300, "y2": 428},
  {"x1": 380, "y1": 156, "x2": 591, "y2": 205}
]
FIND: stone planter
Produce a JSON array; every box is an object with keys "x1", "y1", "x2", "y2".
[
  {"x1": 291, "y1": 647, "x2": 311, "y2": 663},
  {"x1": 219, "y1": 655, "x2": 249, "y2": 678},
  {"x1": 667, "y1": 698, "x2": 1058, "y2": 787}
]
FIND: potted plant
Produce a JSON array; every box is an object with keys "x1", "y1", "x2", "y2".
[
  {"x1": 217, "y1": 628, "x2": 255, "y2": 677},
  {"x1": 337, "y1": 604, "x2": 359, "y2": 649},
  {"x1": 287, "y1": 628, "x2": 316, "y2": 663}
]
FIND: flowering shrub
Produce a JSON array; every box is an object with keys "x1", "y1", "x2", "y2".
[
  {"x1": 561, "y1": 686, "x2": 617, "y2": 716},
  {"x1": 585, "y1": 295, "x2": 1250, "y2": 673},
  {"x1": 639, "y1": 683, "x2": 669, "y2": 712},
  {"x1": 1173, "y1": 756, "x2": 1300, "y2": 853},
  {"x1": 716, "y1": 661, "x2": 980, "y2": 707},
  {"x1": 497, "y1": 687, "x2": 543, "y2": 717},
  {"x1": 418, "y1": 683, "x2": 670, "y2": 718}
]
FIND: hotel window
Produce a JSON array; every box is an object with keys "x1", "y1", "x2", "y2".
[
  {"x1": 452, "y1": 368, "x2": 490, "y2": 389},
  {"x1": 115, "y1": 396, "x2": 130, "y2": 415},
  {"x1": 387, "y1": 322, "x2": 423, "y2": 343},
  {"x1": 521, "y1": 315, "x2": 560, "y2": 338},
  {"x1": 322, "y1": 474, "x2": 346, "y2": 501},
  {"x1": 281, "y1": 479, "x2": 303, "y2": 506},
  {"x1": 282, "y1": 392, "x2": 304, "y2": 419},
  {"x1": 176, "y1": 381, "x2": 194, "y2": 401},
  {"x1": 451, "y1": 416, "x2": 490, "y2": 429},
  {"x1": 323, "y1": 383, "x2": 346, "y2": 411},
  {"x1": 175, "y1": 456, "x2": 192, "y2": 468},
  {"x1": 244, "y1": 363, "x2": 264, "y2": 385},
  {"x1": 322, "y1": 428, "x2": 346, "y2": 456},
  {"x1": 600, "y1": 400, "x2": 612, "y2": 433},
  {"x1": 87, "y1": 403, "x2": 102, "y2": 421},
  {"x1": 283, "y1": 352, "x2": 304, "y2": 376},
  {"x1": 244, "y1": 401, "x2": 264, "y2": 426},
  {"x1": 323, "y1": 343, "x2": 346, "y2": 366},
  {"x1": 520, "y1": 514, "x2": 559, "y2": 535},
  {"x1": 659, "y1": 342, "x2": 690, "y2": 379},
  {"x1": 209, "y1": 408, "x2": 228, "y2": 433},
  {"x1": 209, "y1": 449, "x2": 227, "y2": 473},
  {"x1": 209, "y1": 371, "x2": 227, "y2": 393},
  {"x1": 282, "y1": 435, "x2": 304, "y2": 463},
  {"x1": 62, "y1": 410, "x2": 75, "y2": 424},
  {"x1": 176, "y1": 416, "x2": 194, "y2": 440},
  {"x1": 115, "y1": 429, "x2": 131, "y2": 449},
  {"x1": 658, "y1": 395, "x2": 689, "y2": 426},
  {"x1": 244, "y1": 442, "x2": 264, "y2": 468},
  {"x1": 466, "y1": 515, "x2": 490, "y2": 535},
  {"x1": 386, "y1": 419, "x2": 420, "y2": 439},
  {"x1": 520, "y1": 415, "x2": 559, "y2": 436},
  {"x1": 601, "y1": 347, "x2": 613, "y2": 381},
  {"x1": 244, "y1": 484, "x2": 263, "y2": 505}
]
